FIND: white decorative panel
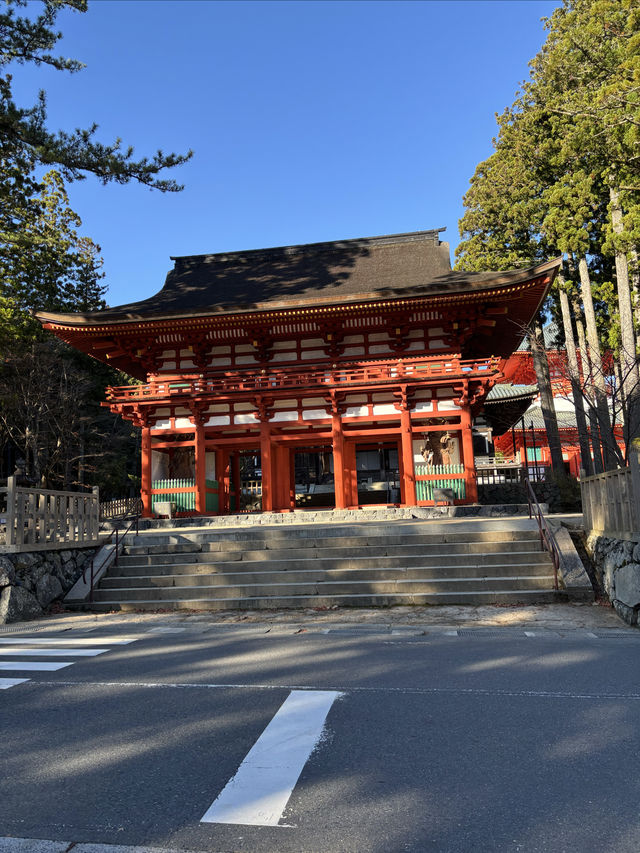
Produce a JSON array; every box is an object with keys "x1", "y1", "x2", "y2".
[
  {"x1": 209, "y1": 357, "x2": 232, "y2": 367},
  {"x1": 174, "y1": 417, "x2": 192, "y2": 428},
  {"x1": 272, "y1": 340, "x2": 295, "y2": 350},
  {"x1": 437, "y1": 387, "x2": 455, "y2": 397},
  {"x1": 235, "y1": 344, "x2": 254, "y2": 353},
  {"x1": 344, "y1": 334, "x2": 365, "y2": 344},
  {"x1": 302, "y1": 397, "x2": 326, "y2": 406},
  {"x1": 372, "y1": 404, "x2": 397, "y2": 416},
  {"x1": 413, "y1": 401, "x2": 434, "y2": 413},
  {"x1": 429, "y1": 340, "x2": 446, "y2": 349},
  {"x1": 302, "y1": 409, "x2": 328, "y2": 420},
  {"x1": 300, "y1": 338, "x2": 324, "y2": 348},
  {"x1": 343, "y1": 346, "x2": 365, "y2": 357},
  {"x1": 209, "y1": 404, "x2": 229, "y2": 413},
  {"x1": 428, "y1": 327, "x2": 445, "y2": 336},
  {"x1": 369, "y1": 344, "x2": 392, "y2": 354},
  {"x1": 153, "y1": 419, "x2": 171, "y2": 430},
  {"x1": 161, "y1": 361, "x2": 176, "y2": 371},
  {"x1": 437, "y1": 400, "x2": 461, "y2": 411},
  {"x1": 205, "y1": 415, "x2": 230, "y2": 426},
  {"x1": 345, "y1": 394, "x2": 368, "y2": 404},
  {"x1": 369, "y1": 332, "x2": 390, "y2": 342},
  {"x1": 300, "y1": 350, "x2": 326, "y2": 360},
  {"x1": 270, "y1": 411, "x2": 299, "y2": 422},
  {"x1": 234, "y1": 413, "x2": 258, "y2": 424},
  {"x1": 272, "y1": 352, "x2": 297, "y2": 362},
  {"x1": 236, "y1": 355, "x2": 258, "y2": 365},
  {"x1": 345, "y1": 406, "x2": 369, "y2": 418},
  {"x1": 273, "y1": 398, "x2": 298, "y2": 409}
]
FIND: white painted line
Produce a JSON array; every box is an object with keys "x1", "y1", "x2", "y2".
[
  {"x1": 586, "y1": 632, "x2": 598, "y2": 638},
  {"x1": 524, "y1": 631, "x2": 537, "y2": 637},
  {"x1": 0, "y1": 661, "x2": 73, "y2": 671},
  {"x1": 444, "y1": 630, "x2": 458, "y2": 636},
  {"x1": 147, "y1": 627, "x2": 186, "y2": 633},
  {"x1": 0, "y1": 637, "x2": 136, "y2": 646},
  {"x1": 201, "y1": 689, "x2": 341, "y2": 826},
  {"x1": 0, "y1": 677, "x2": 30, "y2": 689},
  {"x1": 0, "y1": 648, "x2": 109, "y2": 657}
]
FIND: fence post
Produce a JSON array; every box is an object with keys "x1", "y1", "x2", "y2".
[
  {"x1": 92, "y1": 485, "x2": 100, "y2": 541},
  {"x1": 630, "y1": 446, "x2": 640, "y2": 532},
  {"x1": 5, "y1": 476, "x2": 16, "y2": 547}
]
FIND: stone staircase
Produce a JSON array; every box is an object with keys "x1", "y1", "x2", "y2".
[{"x1": 90, "y1": 518, "x2": 564, "y2": 611}]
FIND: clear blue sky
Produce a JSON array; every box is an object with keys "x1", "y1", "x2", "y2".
[{"x1": 14, "y1": 0, "x2": 558, "y2": 307}]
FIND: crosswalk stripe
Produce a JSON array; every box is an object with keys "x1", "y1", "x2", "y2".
[
  {"x1": 0, "y1": 637, "x2": 137, "y2": 646},
  {"x1": 0, "y1": 661, "x2": 73, "y2": 671},
  {"x1": 0, "y1": 648, "x2": 109, "y2": 657},
  {"x1": 0, "y1": 677, "x2": 30, "y2": 689},
  {"x1": 201, "y1": 689, "x2": 341, "y2": 826}
]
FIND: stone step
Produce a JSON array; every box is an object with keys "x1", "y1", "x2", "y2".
[
  {"x1": 101, "y1": 561, "x2": 555, "y2": 589},
  {"x1": 113, "y1": 550, "x2": 552, "y2": 574},
  {"x1": 124, "y1": 528, "x2": 542, "y2": 551},
  {"x1": 89, "y1": 588, "x2": 564, "y2": 612},
  {"x1": 121, "y1": 537, "x2": 545, "y2": 560},
  {"x1": 94, "y1": 574, "x2": 558, "y2": 603}
]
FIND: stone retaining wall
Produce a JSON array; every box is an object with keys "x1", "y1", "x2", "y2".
[
  {"x1": 478, "y1": 477, "x2": 582, "y2": 513},
  {"x1": 0, "y1": 546, "x2": 98, "y2": 623},
  {"x1": 586, "y1": 533, "x2": 640, "y2": 626}
]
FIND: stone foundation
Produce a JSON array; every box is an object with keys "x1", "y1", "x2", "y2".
[
  {"x1": 586, "y1": 533, "x2": 640, "y2": 626},
  {"x1": 478, "y1": 476, "x2": 581, "y2": 513},
  {"x1": 0, "y1": 547, "x2": 98, "y2": 624}
]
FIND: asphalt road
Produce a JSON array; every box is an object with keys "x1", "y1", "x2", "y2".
[{"x1": 1, "y1": 621, "x2": 639, "y2": 853}]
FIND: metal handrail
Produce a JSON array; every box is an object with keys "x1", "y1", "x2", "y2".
[
  {"x1": 523, "y1": 478, "x2": 560, "y2": 591},
  {"x1": 83, "y1": 512, "x2": 139, "y2": 603}
]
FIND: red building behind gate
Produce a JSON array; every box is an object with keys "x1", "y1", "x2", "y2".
[{"x1": 37, "y1": 230, "x2": 559, "y2": 515}]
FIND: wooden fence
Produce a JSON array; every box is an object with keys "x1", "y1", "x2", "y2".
[
  {"x1": 0, "y1": 477, "x2": 100, "y2": 552},
  {"x1": 414, "y1": 463, "x2": 466, "y2": 502},
  {"x1": 99, "y1": 496, "x2": 143, "y2": 520},
  {"x1": 580, "y1": 451, "x2": 640, "y2": 539}
]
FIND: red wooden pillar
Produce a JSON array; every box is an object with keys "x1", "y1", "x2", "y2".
[
  {"x1": 460, "y1": 406, "x2": 478, "y2": 503},
  {"x1": 194, "y1": 422, "x2": 206, "y2": 514},
  {"x1": 260, "y1": 420, "x2": 273, "y2": 512},
  {"x1": 141, "y1": 426, "x2": 152, "y2": 517},
  {"x1": 400, "y1": 407, "x2": 417, "y2": 506},
  {"x1": 344, "y1": 442, "x2": 357, "y2": 507},
  {"x1": 215, "y1": 449, "x2": 226, "y2": 515},
  {"x1": 289, "y1": 448, "x2": 296, "y2": 510},
  {"x1": 232, "y1": 452, "x2": 241, "y2": 513},
  {"x1": 332, "y1": 412, "x2": 346, "y2": 509}
]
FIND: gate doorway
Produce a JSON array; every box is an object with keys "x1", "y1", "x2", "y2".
[
  {"x1": 293, "y1": 447, "x2": 335, "y2": 508},
  {"x1": 354, "y1": 442, "x2": 400, "y2": 505}
]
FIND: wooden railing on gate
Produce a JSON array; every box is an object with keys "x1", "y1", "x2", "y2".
[
  {"x1": 0, "y1": 477, "x2": 100, "y2": 552},
  {"x1": 580, "y1": 451, "x2": 640, "y2": 539}
]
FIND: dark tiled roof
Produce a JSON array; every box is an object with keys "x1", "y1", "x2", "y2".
[
  {"x1": 35, "y1": 230, "x2": 560, "y2": 326},
  {"x1": 485, "y1": 384, "x2": 538, "y2": 403}
]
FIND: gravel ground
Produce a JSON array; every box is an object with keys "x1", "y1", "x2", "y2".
[{"x1": 7, "y1": 599, "x2": 628, "y2": 634}]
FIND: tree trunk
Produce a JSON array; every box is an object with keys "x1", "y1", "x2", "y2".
[
  {"x1": 578, "y1": 256, "x2": 618, "y2": 468},
  {"x1": 610, "y1": 186, "x2": 640, "y2": 452},
  {"x1": 531, "y1": 319, "x2": 566, "y2": 478},
  {"x1": 630, "y1": 249, "x2": 640, "y2": 330},
  {"x1": 572, "y1": 297, "x2": 604, "y2": 473},
  {"x1": 559, "y1": 287, "x2": 593, "y2": 476}
]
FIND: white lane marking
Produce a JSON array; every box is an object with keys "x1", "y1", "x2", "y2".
[
  {"x1": 0, "y1": 637, "x2": 137, "y2": 646},
  {"x1": 0, "y1": 677, "x2": 30, "y2": 689},
  {"x1": 0, "y1": 648, "x2": 109, "y2": 657},
  {"x1": 524, "y1": 631, "x2": 537, "y2": 637},
  {"x1": 31, "y1": 679, "x2": 640, "y2": 701},
  {"x1": 0, "y1": 661, "x2": 73, "y2": 671},
  {"x1": 444, "y1": 630, "x2": 458, "y2": 636},
  {"x1": 147, "y1": 627, "x2": 185, "y2": 633},
  {"x1": 201, "y1": 689, "x2": 341, "y2": 826},
  {"x1": 586, "y1": 632, "x2": 598, "y2": 638}
]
